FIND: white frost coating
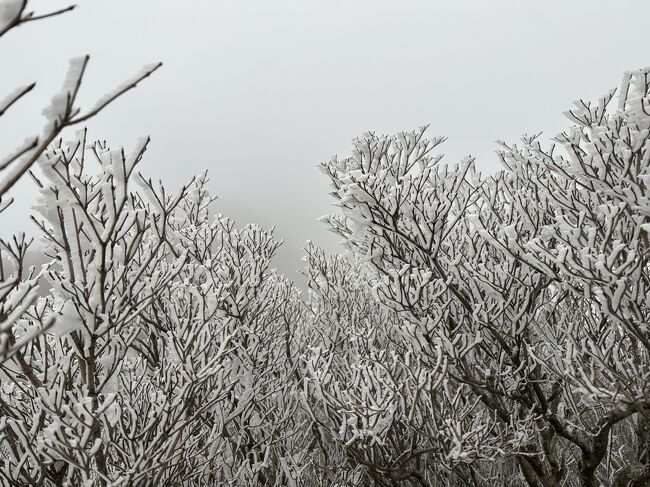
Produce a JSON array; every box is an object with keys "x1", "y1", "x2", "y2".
[
  {"x1": 87, "y1": 63, "x2": 160, "y2": 114},
  {"x1": 136, "y1": 175, "x2": 165, "y2": 212},
  {"x1": 6, "y1": 62, "x2": 650, "y2": 486},
  {"x1": 127, "y1": 136, "x2": 150, "y2": 167},
  {"x1": 0, "y1": 149, "x2": 35, "y2": 195},
  {"x1": 0, "y1": 136, "x2": 37, "y2": 170},
  {"x1": 0, "y1": 84, "x2": 31, "y2": 114},
  {"x1": 60, "y1": 56, "x2": 88, "y2": 94},
  {"x1": 42, "y1": 56, "x2": 88, "y2": 132},
  {"x1": 51, "y1": 301, "x2": 83, "y2": 337}
]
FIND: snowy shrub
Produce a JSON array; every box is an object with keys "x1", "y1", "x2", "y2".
[
  {"x1": 319, "y1": 67, "x2": 650, "y2": 486},
  {"x1": 0, "y1": 0, "x2": 160, "y2": 365},
  {"x1": 1, "y1": 4, "x2": 649, "y2": 483}
]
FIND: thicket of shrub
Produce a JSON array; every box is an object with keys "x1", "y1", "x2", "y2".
[{"x1": 1, "y1": 2, "x2": 649, "y2": 486}]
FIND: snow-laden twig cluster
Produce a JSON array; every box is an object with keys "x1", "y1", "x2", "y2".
[
  {"x1": 318, "y1": 67, "x2": 650, "y2": 486},
  {"x1": 0, "y1": 0, "x2": 161, "y2": 369},
  {"x1": 2, "y1": 2, "x2": 650, "y2": 484},
  {"x1": 1, "y1": 135, "x2": 303, "y2": 485}
]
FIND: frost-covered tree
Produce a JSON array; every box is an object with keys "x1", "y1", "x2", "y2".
[
  {"x1": 162, "y1": 176, "x2": 306, "y2": 485},
  {"x1": 319, "y1": 67, "x2": 650, "y2": 486},
  {"x1": 1, "y1": 133, "x2": 191, "y2": 485},
  {"x1": 491, "y1": 68, "x2": 650, "y2": 486},
  {"x1": 0, "y1": 133, "x2": 308, "y2": 486},
  {"x1": 2, "y1": 9, "x2": 649, "y2": 483},
  {"x1": 0, "y1": 0, "x2": 160, "y2": 365},
  {"x1": 298, "y1": 244, "x2": 506, "y2": 486}
]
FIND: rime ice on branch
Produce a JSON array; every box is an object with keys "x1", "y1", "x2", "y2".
[
  {"x1": 0, "y1": 0, "x2": 160, "y2": 366},
  {"x1": 318, "y1": 67, "x2": 650, "y2": 486}
]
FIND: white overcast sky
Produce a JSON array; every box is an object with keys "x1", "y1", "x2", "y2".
[{"x1": 2, "y1": 0, "x2": 649, "y2": 282}]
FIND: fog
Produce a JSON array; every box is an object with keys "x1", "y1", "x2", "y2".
[{"x1": 2, "y1": 0, "x2": 649, "y2": 284}]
